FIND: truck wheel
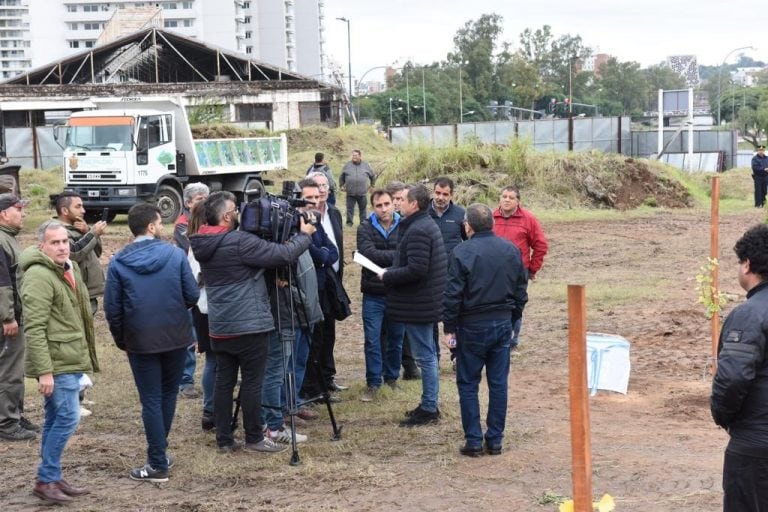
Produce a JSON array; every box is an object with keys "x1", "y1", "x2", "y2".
[{"x1": 156, "y1": 185, "x2": 183, "y2": 223}]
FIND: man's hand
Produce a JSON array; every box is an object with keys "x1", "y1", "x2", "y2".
[
  {"x1": 92, "y1": 220, "x2": 107, "y2": 236},
  {"x1": 73, "y1": 218, "x2": 89, "y2": 234},
  {"x1": 443, "y1": 333, "x2": 457, "y2": 349},
  {"x1": 3, "y1": 320, "x2": 18, "y2": 337},
  {"x1": 38, "y1": 373, "x2": 54, "y2": 397},
  {"x1": 299, "y1": 217, "x2": 317, "y2": 236}
]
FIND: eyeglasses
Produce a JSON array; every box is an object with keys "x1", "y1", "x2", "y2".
[{"x1": 224, "y1": 207, "x2": 239, "y2": 216}]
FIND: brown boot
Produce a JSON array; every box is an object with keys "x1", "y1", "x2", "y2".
[
  {"x1": 58, "y1": 478, "x2": 90, "y2": 496},
  {"x1": 32, "y1": 481, "x2": 73, "y2": 504}
]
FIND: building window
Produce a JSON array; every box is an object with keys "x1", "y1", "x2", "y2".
[
  {"x1": 69, "y1": 41, "x2": 79, "y2": 48},
  {"x1": 68, "y1": 22, "x2": 78, "y2": 30},
  {"x1": 182, "y1": 1, "x2": 192, "y2": 8},
  {"x1": 243, "y1": 1, "x2": 250, "y2": 8},
  {"x1": 245, "y1": 46, "x2": 252, "y2": 54},
  {"x1": 244, "y1": 15, "x2": 251, "y2": 23},
  {"x1": 164, "y1": 19, "x2": 178, "y2": 28},
  {"x1": 245, "y1": 30, "x2": 251, "y2": 39},
  {"x1": 83, "y1": 23, "x2": 100, "y2": 30},
  {"x1": 162, "y1": 2, "x2": 177, "y2": 8},
  {"x1": 66, "y1": 5, "x2": 77, "y2": 12},
  {"x1": 236, "y1": 104, "x2": 272, "y2": 122},
  {"x1": 101, "y1": 4, "x2": 110, "y2": 11},
  {"x1": 183, "y1": 19, "x2": 193, "y2": 27},
  {"x1": 85, "y1": 40, "x2": 95, "y2": 48},
  {"x1": 83, "y1": 4, "x2": 98, "y2": 12}
]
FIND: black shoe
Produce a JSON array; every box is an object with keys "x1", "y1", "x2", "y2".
[
  {"x1": 0, "y1": 424, "x2": 36, "y2": 441},
  {"x1": 459, "y1": 444, "x2": 484, "y2": 457},
  {"x1": 19, "y1": 416, "x2": 40, "y2": 433},
  {"x1": 405, "y1": 405, "x2": 441, "y2": 418},
  {"x1": 327, "y1": 380, "x2": 348, "y2": 392},
  {"x1": 485, "y1": 442, "x2": 503, "y2": 455},
  {"x1": 201, "y1": 413, "x2": 215, "y2": 432},
  {"x1": 402, "y1": 364, "x2": 421, "y2": 380},
  {"x1": 399, "y1": 405, "x2": 440, "y2": 427},
  {"x1": 129, "y1": 464, "x2": 169, "y2": 482}
]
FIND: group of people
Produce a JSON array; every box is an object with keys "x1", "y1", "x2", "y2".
[{"x1": 0, "y1": 146, "x2": 551, "y2": 503}]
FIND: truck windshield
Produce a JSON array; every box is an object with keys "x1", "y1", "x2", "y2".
[{"x1": 66, "y1": 116, "x2": 134, "y2": 151}]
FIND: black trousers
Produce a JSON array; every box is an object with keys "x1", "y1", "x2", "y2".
[
  {"x1": 345, "y1": 194, "x2": 367, "y2": 225},
  {"x1": 723, "y1": 449, "x2": 768, "y2": 511},
  {"x1": 211, "y1": 333, "x2": 269, "y2": 447},
  {"x1": 300, "y1": 318, "x2": 336, "y2": 398},
  {"x1": 754, "y1": 174, "x2": 768, "y2": 207}
]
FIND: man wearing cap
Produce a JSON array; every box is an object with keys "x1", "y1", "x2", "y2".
[
  {"x1": 751, "y1": 145, "x2": 768, "y2": 208},
  {"x1": 0, "y1": 193, "x2": 38, "y2": 441}
]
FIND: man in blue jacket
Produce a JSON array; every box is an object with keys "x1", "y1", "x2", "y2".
[
  {"x1": 443, "y1": 204, "x2": 527, "y2": 457},
  {"x1": 711, "y1": 224, "x2": 768, "y2": 510},
  {"x1": 752, "y1": 145, "x2": 768, "y2": 208},
  {"x1": 104, "y1": 203, "x2": 199, "y2": 482}
]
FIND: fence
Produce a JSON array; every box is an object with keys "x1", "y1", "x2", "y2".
[
  {"x1": 391, "y1": 117, "x2": 740, "y2": 171},
  {"x1": 6, "y1": 126, "x2": 60, "y2": 169}
]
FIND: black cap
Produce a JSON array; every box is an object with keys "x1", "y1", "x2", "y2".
[{"x1": 0, "y1": 193, "x2": 27, "y2": 210}]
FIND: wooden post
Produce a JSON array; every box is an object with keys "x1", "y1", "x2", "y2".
[
  {"x1": 568, "y1": 284, "x2": 592, "y2": 512},
  {"x1": 710, "y1": 177, "x2": 721, "y2": 374}
]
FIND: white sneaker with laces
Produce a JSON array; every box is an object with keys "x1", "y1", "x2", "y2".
[
  {"x1": 267, "y1": 425, "x2": 307, "y2": 443},
  {"x1": 80, "y1": 406, "x2": 92, "y2": 418}
]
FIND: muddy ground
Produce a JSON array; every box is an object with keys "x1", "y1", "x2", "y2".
[{"x1": 0, "y1": 206, "x2": 759, "y2": 511}]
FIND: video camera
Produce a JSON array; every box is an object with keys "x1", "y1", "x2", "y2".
[{"x1": 240, "y1": 180, "x2": 319, "y2": 243}]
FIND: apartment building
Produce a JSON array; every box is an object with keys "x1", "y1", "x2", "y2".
[
  {"x1": 19, "y1": 0, "x2": 324, "y2": 79},
  {"x1": 0, "y1": 0, "x2": 30, "y2": 80}
]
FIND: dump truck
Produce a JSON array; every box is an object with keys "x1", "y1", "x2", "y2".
[{"x1": 54, "y1": 96, "x2": 284, "y2": 222}]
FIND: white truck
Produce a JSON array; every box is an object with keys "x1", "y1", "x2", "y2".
[{"x1": 54, "y1": 96, "x2": 284, "y2": 222}]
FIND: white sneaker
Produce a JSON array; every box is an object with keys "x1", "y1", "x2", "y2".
[
  {"x1": 267, "y1": 425, "x2": 307, "y2": 443},
  {"x1": 80, "y1": 406, "x2": 92, "y2": 418}
]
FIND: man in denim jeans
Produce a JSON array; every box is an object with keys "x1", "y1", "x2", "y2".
[
  {"x1": 380, "y1": 184, "x2": 447, "y2": 427},
  {"x1": 443, "y1": 204, "x2": 527, "y2": 456},
  {"x1": 21, "y1": 220, "x2": 99, "y2": 504}
]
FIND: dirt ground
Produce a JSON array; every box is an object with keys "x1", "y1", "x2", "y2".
[{"x1": 0, "y1": 205, "x2": 760, "y2": 511}]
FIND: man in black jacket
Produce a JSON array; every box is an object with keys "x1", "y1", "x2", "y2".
[
  {"x1": 712, "y1": 224, "x2": 768, "y2": 511},
  {"x1": 381, "y1": 184, "x2": 447, "y2": 426},
  {"x1": 752, "y1": 145, "x2": 768, "y2": 208},
  {"x1": 443, "y1": 204, "x2": 527, "y2": 457}
]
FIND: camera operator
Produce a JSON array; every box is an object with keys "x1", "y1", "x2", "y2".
[{"x1": 189, "y1": 191, "x2": 315, "y2": 454}]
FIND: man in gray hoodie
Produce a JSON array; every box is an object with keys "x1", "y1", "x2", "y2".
[{"x1": 339, "y1": 149, "x2": 376, "y2": 226}]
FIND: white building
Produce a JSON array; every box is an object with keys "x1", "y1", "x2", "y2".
[
  {"x1": 0, "y1": 0, "x2": 31, "y2": 81},
  {"x1": 20, "y1": 0, "x2": 324, "y2": 79}
]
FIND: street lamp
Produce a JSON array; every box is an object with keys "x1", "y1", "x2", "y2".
[
  {"x1": 462, "y1": 110, "x2": 476, "y2": 117},
  {"x1": 388, "y1": 97, "x2": 403, "y2": 126},
  {"x1": 718, "y1": 45, "x2": 754, "y2": 126},
  {"x1": 459, "y1": 60, "x2": 468, "y2": 123},
  {"x1": 336, "y1": 17, "x2": 352, "y2": 113}
]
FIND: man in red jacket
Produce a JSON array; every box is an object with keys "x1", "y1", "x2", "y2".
[{"x1": 492, "y1": 186, "x2": 548, "y2": 351}]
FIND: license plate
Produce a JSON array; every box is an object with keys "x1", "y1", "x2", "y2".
[
  {"x1": 86, "y1": 174, "x2": 100, "y2": 180},
  {"x1": 88, "y1": 191, "x2": 99, "y2": 197}
]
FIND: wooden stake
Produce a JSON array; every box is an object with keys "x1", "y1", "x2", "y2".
[
  {"x1": 710, "y1": 176, "x2": 721, "y2": 374},
  {"x1": 568, "y1": 284, "x2": 592, "y2": 511}
]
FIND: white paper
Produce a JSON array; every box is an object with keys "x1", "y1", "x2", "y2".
[{"x1": 353, "y1": 251, "x2": 385, "y2": 275}]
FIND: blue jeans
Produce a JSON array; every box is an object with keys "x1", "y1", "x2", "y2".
[
  {"x1": 362, "y1": 295, "x2": 405, "y2": 386},
  {"x1": 283, "y1": 327, "x2": 311, "y2": 408},
  {"x1": 261, "y1": 330, "x2": 293, "y2": 430},
  {"x1": 404, "y1": 322, "x2": 439, "y2": 412},
  {"x1": 38, "y1": 373, "x2": 81, "y2": 483},
  {"x1": 201, "y1": 352, "x2": 216, "y2": 415},
  {"x1": 510, "y1": 317, "x2": 522, "y2": 348},
  {"x1": 455, "y1": 319, "x2": 512, "y2": 448},
  {"x1": 180, "y1": 310, "x2": 197, "y2": 388},
  {"x1": 127, "y1": 348, "x2": 186, "y2": 471}
]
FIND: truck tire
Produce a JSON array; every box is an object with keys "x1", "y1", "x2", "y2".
[{"x1": 156, "y1": 184, "x2": 183, "y2": 223}]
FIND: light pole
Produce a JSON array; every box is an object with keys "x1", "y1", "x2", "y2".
[
  {"x1": 421, "y1": 67, "x2": 427, "y2": 124},
  {"x1": 405, "y1": 66, "x2": 410, "y2": 125},
  {"x1": 388, "y1": 97, "x2": 403, "y2": 126},
  {"x1": 336, "y1": 17, "x2": 352, "y2": 113},
  {"x1": 718, "y1": 45, "x2": 753, "y2": 126},
  {"x1": 459, "y1": 60, "x2": 468, "y2": 123}
]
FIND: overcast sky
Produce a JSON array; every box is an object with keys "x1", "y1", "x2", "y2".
[{"x1": 322, "y1": 1, "x2": 761, "y2": 84}]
